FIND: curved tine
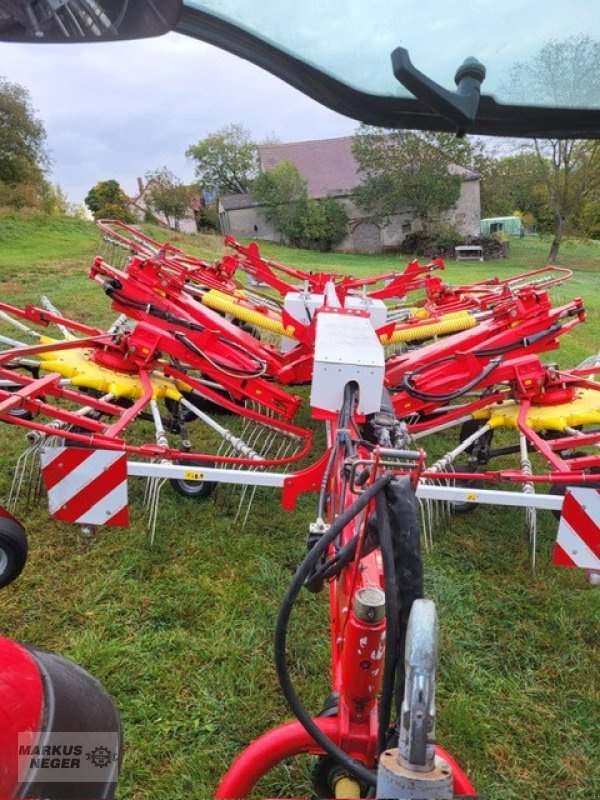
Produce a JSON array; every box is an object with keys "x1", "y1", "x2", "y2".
[
  {"x1": 417, "y1": 492, "x2": 431, "y2": 553},
  {"x1": 7, "y1": 445, "x2": 37, "y2": 512},
  {"x1": 426, "y1": 496, "x2": 435, "y2": 551},
  {"x1": 519, "y1": 431, "x2": 537, "y2": 571},
  {"x1": 527, "y1": 507, "x2": 537, "y2": 573},
  {"x1": 241, "y1": 486, "x2": 259, "y2": 529},
  {"x1": 143, "y1": 464, "x2": 156, "y2": 507},
  {"x1": 40, "y1": 297, "x2": 71, "y2": 339},
  {"x1": 149, "y1": 478, "x2": 167, "y2": 546},
  {"x1": 436, "y1": 478, "x2": 449, "y2": 533},
  {"x1": 25, "y1": 447, "x2": 42, "y2": 509},
  {"x1": 233, "y1": 483, "x2": 250, "y2": 524},
  {"x1": 417, "y1": 489, "x2": 429, "y2": 552},
  {"x1": 429, "y1": 479, "x2": 441, "y2": 537},
  {"x1": 447, "y1": 463, "x2": 458, "y2": 527},
  {"x1": 144, "y1": 476, "x2": 156, "y2": 514}
]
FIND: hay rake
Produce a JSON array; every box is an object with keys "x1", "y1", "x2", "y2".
[
  {"x1": 0, "y1": 224, "x2": 597, "y2": 573},
  {"x1": 0, "y1": 299, "x2": 312, "y2": 537}
]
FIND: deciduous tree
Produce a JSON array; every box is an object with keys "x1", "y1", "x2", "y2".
[
  {"x1": 84, "y1": 179, "x2": 133, "y2": 222},
  {"x1": 504, "y1": 35, "x2": 600, "y2": 259},
  {"x1": 253, "y1": 160, "x2": 307, "y2": 240},
  {"x1": 0, "y1": 77, "x2": 49, "y2": 202},
  {"x1": 186, "y1": 123, "x2": 257, "y2": 195},
  {"x1": 145, "y1": 167, "x2": 195, "y2": 230},
  {"x1": 351, "y1": 127, "x2": 477, "y2": 226}
]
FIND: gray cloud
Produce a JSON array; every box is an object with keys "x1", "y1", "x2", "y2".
[{"x1": 2, "y1": 32, "x2": 355, "y2": 203}]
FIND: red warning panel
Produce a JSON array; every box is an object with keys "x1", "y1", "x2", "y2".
[
  {"x1": 40, "y1": 447, "x2": 129, "y2": 528},
  {"x1": 553, "y1": 487, "x2": 600, "y2": 569}
]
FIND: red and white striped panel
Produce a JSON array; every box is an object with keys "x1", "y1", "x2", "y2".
[
  {"x1": 40, "y1": 447, "x2": 129, "y2": 528},
  {"x1": 553, "y1": 487, "x2": 600, "y2": 569}
]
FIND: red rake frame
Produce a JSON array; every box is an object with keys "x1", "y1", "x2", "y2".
[{"x1": 218, "y1": 392, "x2": 477, "y2": 799}]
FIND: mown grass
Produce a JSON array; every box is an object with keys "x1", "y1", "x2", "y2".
[{"x1": 0, "y1": 215, "x2": 598, "y2": 799}]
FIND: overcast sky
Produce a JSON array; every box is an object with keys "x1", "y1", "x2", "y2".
[
  {"x1": 2, "y1": 32, "x2": 356, "y2": 205},
  {"x1": 3, "y1": 2, "x2": 597, "y2": 206}
]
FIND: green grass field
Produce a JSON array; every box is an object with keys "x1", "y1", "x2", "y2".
[{"x1": 0, "y1": 214, "x2": 598, "y2": 800}]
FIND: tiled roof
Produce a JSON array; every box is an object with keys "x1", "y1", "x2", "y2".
[
  {"x1": 259, "y1": 137, "x2": 361, "y2": 198},
  {"x1": 258, "y1": 136, "x2": 480, "y2": 198},
  {"x1": 219, "y1": 193, "x2": 261, "y2": 211}
]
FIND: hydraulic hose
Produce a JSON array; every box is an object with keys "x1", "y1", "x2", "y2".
[
  {"x1": 401, "y1": 355, "x2": 503, "y2": 403},
  {"x1": 274, "y1": 472, "x2": 394, "y2": 789}
]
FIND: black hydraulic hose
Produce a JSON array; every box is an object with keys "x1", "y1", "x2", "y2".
[
  {"x1": 375, "y1": 488, "x2": 399, "y2": 756},
  {"x1": 275, "y1": 472, "x2": 394, "y2": 788},
  {"x1": 476, "y1": 321, "x2": 562, "y2": 357},
  {"x1": 398, "y1": 320, "x2": 562, "y2": 403},
  {"x1": 402, "y1": 355, "x2": 503, "y2": 403}
]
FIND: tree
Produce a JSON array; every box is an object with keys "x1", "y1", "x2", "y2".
[
  {"x1": 0, "y1": 77, "x2": 49, "y2": 202},
  {"x1": 145, "y1": 167, "x2": 195, "y2": 230},
  {"x1": 253, "y1": 160, "x2": 308, "y2": 240},
  {"x1": 504, "y1": 35, "x2": 600, "y2": 260},
  {"x1": 84, "y1": 179, "x2": 133, "y2": 222},
  {"x1": 253, "y1": 162, "x2": 348, "y2": 250},
  {"x1": 479, "y1": 152, "x2": 549, "y2": 220},
  {"x1": 296, "y1": 197, "x2": 349, "y2": 250},
  {"x1": 186, "y1": 123, "x2": 257, "y2": 195},
  {"x1": 39, "y1": 182, "x2": 69, "y2": 216},
  {"x1": 351, "y1": 127, "x2": 477, "y2": 227}
]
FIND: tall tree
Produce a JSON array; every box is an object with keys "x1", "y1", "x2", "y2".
[
  {"x1": 351, "y1": 127, "x2": 480, "y2": 227},
  {"x1": 253, "y1": 160, "x2": 308, "y2": 239},
  {"x1": 145, "y1": 167, "x2": 195, "y2": 230},
  {"x1": 84, "y1": 179, "x2": 133, "y2": 222},
  {"x1": 504, "y1": 35, "x2": 600, "y2": 260},
  {"x1": 479, "y1": 152, "x2": 549, "y2": 220},
  {"x1": 186, "y1": 123, "x2": 257, "y2": 195},
  {"x1": 0, "y1": 77, "x2": 49, "y2": 196}
]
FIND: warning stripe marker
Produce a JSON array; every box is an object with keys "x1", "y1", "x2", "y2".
[
  {"x1": 40, "y1": 446, "x2": 129, "y2": 528},
  {"x1": 553, "y1": 488, "x2": 600, "y2": 570}
]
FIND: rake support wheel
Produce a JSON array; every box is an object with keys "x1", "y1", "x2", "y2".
[
  {"x1": 0, "y1": 513, "x2": 28, "y2": 588},
  {"x1": 169, "y1": 460, "x2": 217, "y2": 500}
]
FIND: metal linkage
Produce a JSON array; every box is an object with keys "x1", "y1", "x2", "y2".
[{"x1": 377, "y1": 600, "x2": 454, "y2": 800}]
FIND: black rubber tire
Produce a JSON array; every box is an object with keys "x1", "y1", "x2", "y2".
[
  {"x1": 0, "y1": 514, "x2": 28, "y2": 588},
  {"x1": 7, "y1": 407, "x2": 34, "y2": 421},
  {"x1": 459, "y1": 418, "x2": 493, "y2": 457},
  {"x1": 169, "y1": 460, "x2": 217, "y2": 500},
  {"x1": 450, "y1": 462, "x2": 484, "y2": 514},
  {"x1": 233, "y1": 319, "x2": 261, "y2": 340}
]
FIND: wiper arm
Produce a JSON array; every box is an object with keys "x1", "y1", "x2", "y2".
[{"x1": 391, "y1": 48, "x2": 486, "y2": 135}]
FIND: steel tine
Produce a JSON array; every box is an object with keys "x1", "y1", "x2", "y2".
[
  {"x1": 24, "y1": 446, "x2": 42, "y2": 509},
  {"x1": 241, "y1": 485, "x2": 259, "y2": 529},
  {"x1": 143, "y1": 472, "x2": 155, "y2": 508},
  {"x1": 149, "y1": 478, "x2": 167, "y2": 545},
  {"x1": 233, "y1": 484, "x2": 249, "y2": 524},
  {"x1": 418, "y1": 492, "x2": 431, "y2": 553},
  {"x1": 527, "y1": 507, "x2": 537, "y2": 572},
  {"x1": 7, "y1": 445, "x2": 35, "y2": 512}
]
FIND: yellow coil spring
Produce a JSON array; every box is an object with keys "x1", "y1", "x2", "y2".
[
  {"x1": 202, "y1": 290, "x2": 296, "y2": 338},
  {"x1": 410, "y1": 308, "x2": 474, "y2": 321},
  {"x1": 381, "y1": 312, "x2": 476, "y2": 344}
]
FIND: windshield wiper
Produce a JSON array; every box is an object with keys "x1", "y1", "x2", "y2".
[{"x1": 391, "y1": 48, "x2": 486, "y2": 135}]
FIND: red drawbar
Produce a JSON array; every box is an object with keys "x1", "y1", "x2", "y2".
[{"x1": 216, "y1": 718, "x2": 476, "y2": 799}]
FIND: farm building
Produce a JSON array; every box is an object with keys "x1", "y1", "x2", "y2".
[
  {"x1": 219, "y1": 136, "x2": 481, "y2": 254},
  {"x1": 480, "y1": 216, "x2": 523, "y2": 236}
]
